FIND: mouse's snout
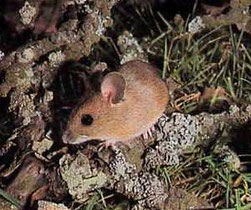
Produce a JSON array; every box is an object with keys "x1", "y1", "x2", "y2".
[
  {"x1": 62, "y1": 130, "x2": 73, "y2": 144},
  {"x1": 62, "y1": 130, "x2": 90, "y2": 145}
]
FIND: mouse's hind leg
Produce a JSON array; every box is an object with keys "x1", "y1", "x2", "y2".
[{"x1": 142, "y1": 126, "x2": 156, "y2": 139}]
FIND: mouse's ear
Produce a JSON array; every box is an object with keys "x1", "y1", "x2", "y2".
[{"x1": 101, "y1": 72, "x2": 126, "y2": 105}]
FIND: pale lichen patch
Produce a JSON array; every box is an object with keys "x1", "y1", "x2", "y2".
[
  {"x1": 17, "y1": 48, "x2": 35, "y2": 63},
  {"x1": 117, "y1": 31, "x2": 147, "y2": 64},
  {"x1": 9, "y1": 91, "x2": 36, "y2": 126},
  {"x1": 19, "y1": 1, "x2": 37, "y2": 25},
  {"x1": 38, "y1": 200, "x2": 70, "y2": 210},
  {"x1": 59, "y1": 152, "x2": 107, "y2": 202},
  {"x1": 48, "y1": 50, "x2": 65, "y2": 67},
  {"x1": 32, "y1": 136, "x2": 53, "y2": 161},
  {"x1": 109, "y1": 148, "x2": 168, "y2": 209},
  {"x1": 109, "y1": 148, "x2": 136, "y2": 181},
  {"x1": 0, "y1": 50, "x2": 5, "y2": 60},
  {"x1": 75, "y1": 0, "x2": 87, "y2": 5},
  {"x1": 145, "y1": 113, "x2": 200, "y2": 168},
  {"x1": 188, "y1": 16, "x2": 205, "y2": 33},
  {"x1": 93, "y1": 9, "x2": 112, "y2": 36}
]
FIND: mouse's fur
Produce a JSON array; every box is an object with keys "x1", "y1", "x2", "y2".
[{"x1": 62, "y1": 60, "x2": 169, "y2": 145}]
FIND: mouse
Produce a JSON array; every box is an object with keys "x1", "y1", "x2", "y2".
[{"x1": 62, "y1": 60, "x2": 169, "y2": 147}]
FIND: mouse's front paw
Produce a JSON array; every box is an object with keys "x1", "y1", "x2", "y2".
[{"x1": 98, "y1": 139, "x2": 118, "y2": 151}]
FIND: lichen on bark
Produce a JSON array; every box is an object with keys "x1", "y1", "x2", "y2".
[{"x1": 57, "y1": 104, "x2": 251, "y2": 209}]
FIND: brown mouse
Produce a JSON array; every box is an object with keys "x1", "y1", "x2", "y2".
[{"x1": 62, "y1": 60, "x2": 169, "y2": 146}]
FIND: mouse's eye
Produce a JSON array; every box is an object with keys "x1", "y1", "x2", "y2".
[{"x1": 81, "y1": 114, "x2": 93, "y2": 126}]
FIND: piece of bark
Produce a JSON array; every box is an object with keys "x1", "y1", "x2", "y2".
[
  {"x1": 59, "y1": 104, "x2": 251, "y2": 209},
  {"x1": 200, "y1": 0, "x2": 251, "y2": 34},
  {"x1": 6, "y1": 157, "x2": 48, "y2": 207},
  {"x1": 0, "y1": 1, "x2": 120, "y2": 207},
  {"x1": 0, "y1": 0, "x2": 118, "y2": 97},
  {"x1": 200, "y1": 1, "x2": 230, "y2": 17}
]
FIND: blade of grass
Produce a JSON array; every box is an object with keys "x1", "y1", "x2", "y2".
[
  {"x1": 0, "y1": 188, "x2": 21, "y2": 208},
  {"x1": 162, "y1": 36, "x2": 168, "y2": 79},
  {"x1": 225, "y1": 77, "x2": 236, "y2": 99},
  {"x1": 226, "y1": 171, "x2": 231, "y2": 208},
  {"x1": 157, "y1": 12, "x2": 173, "y2": 30},
  {"x1": 85, "y1": 193, "x2": 99, "y2": 210}
]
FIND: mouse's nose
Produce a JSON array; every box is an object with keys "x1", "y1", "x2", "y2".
[
  {"x1": 62, "y1": 131, "x2": 90, "y2": 145},
  {"x1": 62, "y1": 131, "x2": 72, "y2": 144}
]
